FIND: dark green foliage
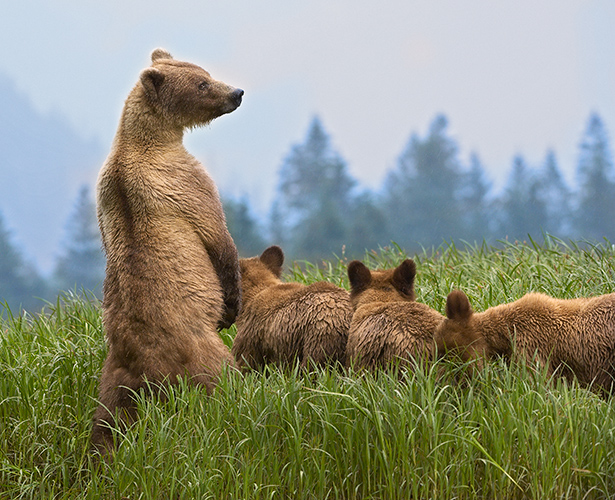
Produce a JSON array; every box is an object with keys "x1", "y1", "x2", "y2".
[
  {"x1": 52, "y1": 185, "x2": 105, "y2": 296},
  {"x1": 223, "y1": 195, "x2": 268, "y2": 257},
  {"x1": 271, "y1": 116, "x2": 356, "y2": 260},
  {"x1": 294, "y1": 194, "x2": 349, "y2": 259},
  {"x1": 277, "y1": 117, "x2": 355, "y2": 220},
  {"x1": 262, "y1": 111, "x2": 615, "y2": 264},
  {"x1": 0, "y1": 211, "x2": 47, "y2": 314},
  {"x1": 345, "y1": 191, "x2": 390, "y2": 257},
  {"x1": 495, "y1": 155, "x2": 548, "y2": 241},
  {"x1": 574, "y1": 113, "x2": 615, "y2": 239},
  {"x1": 382, "y1": 114, "x2": 464, "y2": 250},
  {"x1": 537, "y1": 150, "x2": 572, "y2": 237},
  {"x1": 457, "y1": 152, "x2": 494, "y2": 243}
]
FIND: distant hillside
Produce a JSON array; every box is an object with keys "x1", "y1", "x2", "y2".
[{"x1": 0, "y1": 73, "x2": 105, "y2": 274}]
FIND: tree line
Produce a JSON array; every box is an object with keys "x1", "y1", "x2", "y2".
[
  {"x1": 0, "y1": 186, "x2": 105, "y2": 313},
  {"x1": 231, "y1": 111, "x2": 615, "y2": 261},
  {"x1": 1, "y1": 111, "x2": 613, "y2": 312}
]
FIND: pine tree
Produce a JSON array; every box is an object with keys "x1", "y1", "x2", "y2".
[
  {"x1": 536, "y1": 150, "x2": 572, "y2": 237},
  {"x1": 382, "y1": 114, "x2": 463, "y2": 250},
  {"x1": 457, "y1": 153, "x2": 493, "y2": 243},
  {"x1": 272, "y1": 116, "x2": 356, "y2": 260},
  {"x1": 0, "y1": 213, "x2": 23, "y2": 305},
  {"x1": 0, "y1": 211, "x2": 46, "y2": 313},
  {"x1": 574, "y1": 113, "x2": 615, "y2": 240},
  {"x1": 268, "y1": 199, "x2": 288, "y2": 250},
  {"x1": 345, "y1": 191, "x2": 390, "y2": 257},
  {"x1": 495, "y1": 155, "x2": 547, "y2": 241},
  {"x1": 223, "y1": 196, "x2": 268, "y2": 257},
  {"x1": 53, "y1": 185, "x2": 105, "y2": 295}
]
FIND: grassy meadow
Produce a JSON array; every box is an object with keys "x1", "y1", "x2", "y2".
[{"x1": 1, "y1": 237, "x2": 615, "y2": 499}]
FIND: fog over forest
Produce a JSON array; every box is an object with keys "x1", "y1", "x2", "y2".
[
  {"x1": 2, "y1": 2, "x2": 614, "y2": 310},
  {"x1": 1, "y1": 65, "x2": 614, "y2": 312}
]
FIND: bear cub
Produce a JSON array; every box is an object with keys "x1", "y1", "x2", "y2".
[
  {"x1": 232, "y1": 246, "x2": 352, "y2": 370},
  {"x1": 435, "y1": 289, "x2": 615, "y2": 394},
  {"x1": 92, "y1": 49, "x2": 243, "y2": 454},
  {"x1": 345, "y1": 259, "x2": 443, "y2": 370}
]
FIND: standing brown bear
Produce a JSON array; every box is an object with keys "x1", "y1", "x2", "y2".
[
  {"x1": 435, "y1": 289, "x2": 615, "y2": 394},
  {"x1": 92, "y1": 49, "x2": 243, "y2": 454},
  {"x1": 345, "y1": 259, "x2": 443, "y2": 370},
  {"x1": 232, "y1": 245, "x2": 352, "y2": 370}
]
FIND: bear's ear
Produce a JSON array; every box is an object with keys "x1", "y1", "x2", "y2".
[
  {"x1": 391, "y1": 259, "x2": 416, "y2": 299},
  {"x1": 151, "y1": 48, "x2": 173, "y2": 63},
  {"x1": 446, "y1": 290, "x2": 473, "y2": 321},
  {"x1": 140, "y1": 67, "x2": 165, "y2": 102},
  {"x1": 348, "y1": 260, "x2": 372, "y2": 294},
  {"x1": 260, "y1": 245, "x2": 284, "y2": 277}
]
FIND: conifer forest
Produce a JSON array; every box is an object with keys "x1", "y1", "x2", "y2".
[{"x1": 1, "y1": 112, "x2": 614, "y2": 311}]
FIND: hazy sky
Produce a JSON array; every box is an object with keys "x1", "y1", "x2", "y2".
[{"x1": 1, "y1": 1, "x2": 615, "y2": 269}]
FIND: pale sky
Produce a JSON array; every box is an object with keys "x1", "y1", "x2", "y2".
[{"x1": 1, "y1": 1, "x2": 614, "y2": 270}]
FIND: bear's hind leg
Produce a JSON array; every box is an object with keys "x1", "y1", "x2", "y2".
[{"x1": 90, "y1": 367, "x2": 142, "y2": 457}]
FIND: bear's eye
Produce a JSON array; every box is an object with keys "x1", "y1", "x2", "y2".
[{"x1": 198, "y1": 81, "x2": 209, "y2": 91}]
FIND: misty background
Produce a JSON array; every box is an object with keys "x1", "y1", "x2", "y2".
[{"x1": 1, "y1": 1, "x2": 615, "y2": 311}]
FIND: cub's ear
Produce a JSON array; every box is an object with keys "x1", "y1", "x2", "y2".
[
  {"x1": 140, "y1": 67, "x2": 165, "y2": 102},
  {"x1": 348, "y1": 260, "x2": 372, "y2": 294},
  {"x1": 151, "y1": 48, "x2": 173, "y2": 63},
  {"x1": 446, "y1": 290, "x2": 473, "y2": 321},
  {"x1": 391, "y1": 259, "x2": 416, "y2": 299},
  {"x1": 260, "y1": 245, "x2": 284, "y2": 277}
]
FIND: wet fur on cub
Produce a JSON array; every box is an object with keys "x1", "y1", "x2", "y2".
[
  {"x1": 435, "y1": 289, "x2": 615, "y2": 394},
  {"x1": 232, "y1": 246, "x2": 352, "y2": 370},
  {"x1": 345, "y1": 259, "x2": 443, "y2": 370}
]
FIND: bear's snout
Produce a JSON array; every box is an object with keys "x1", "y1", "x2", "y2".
[{"x1": 231, "y1": 88, "x2": 244, "y2": 107}]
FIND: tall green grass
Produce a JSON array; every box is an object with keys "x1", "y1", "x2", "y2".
[{"x1": 2, "y1": 238, "x2": 615, "y2": 499}]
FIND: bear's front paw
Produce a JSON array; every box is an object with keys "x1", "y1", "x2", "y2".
[{"x1": 218, "y1": 301, "x2": 239, "y2": 330}]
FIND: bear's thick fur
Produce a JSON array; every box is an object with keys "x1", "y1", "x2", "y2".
[
  {"x1": 231, "y1": 246, "x2": 352, "y2": 370},
  {"x1": 345, "y1": 259, "x2": 443, "y2": 370},
  {"x1": 92, "y1": 49, "x2": 243, "y2": 453},
  {"x1": 435, "y1": 290, "x2": 615, "y2": 393}
]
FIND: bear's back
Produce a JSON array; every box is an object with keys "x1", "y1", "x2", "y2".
[
  {"x1": 239, "y1": 281, "x2": 351, "y2": 341},
  {"x1": 233, "y1": 281, "x2": 352, "y2": 368},
  {"x1": 98, "y1": 151, "x2": 225, "y2": 343},
  {"x1": 468, "y1": 292, "x2": 615, "y2": 392},
  {"x1": 347, "y1": 301, "x2": 442, "y2": 369}
]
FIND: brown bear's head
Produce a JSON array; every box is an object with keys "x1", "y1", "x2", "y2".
[
  {"x1": 139, "y1": 48, "x2": 244, "y2": 129},
  {"x1": 239, "y1": 246, "x2": 285, "y2": 301},
  {"x1": 347, "y1": 259, "x2": 416, "y2": 309},
  {"x1": 434, "y1": 290, "x2": 488, "y2": 366}
]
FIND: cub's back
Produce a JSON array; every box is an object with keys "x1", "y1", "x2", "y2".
[
  {"x1": 347, "y1": 301, "x2": 442, "y2": 368},
  {"x1": 241, "y1": 281, "x2": 351, "y2": 332}
]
